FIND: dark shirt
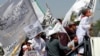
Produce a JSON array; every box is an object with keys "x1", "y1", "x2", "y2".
[
  {"x1": 46, "y1": 39, "x2": 71, "y2": 56},
  {"x1": 64, "y1": 27, "x2": 76, "y2": 40}
]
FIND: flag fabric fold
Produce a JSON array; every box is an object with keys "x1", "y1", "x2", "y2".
[
  {"x1": 30, "y1": 0, "x2": 44, "y2": 23},
  {"x1": 0, "y1": 0, "x2": 42, "y2": 55}
]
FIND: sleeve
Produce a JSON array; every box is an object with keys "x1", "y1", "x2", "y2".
[
  {"x1": 80, "y1": 17, "x2": 91, "y2": 29},
  {"x1": 82, "y1": 24, "x2": 91, "y2": 29},
  {"x1": 57, "y1": 40, "x2": 71, "y2": 51}
]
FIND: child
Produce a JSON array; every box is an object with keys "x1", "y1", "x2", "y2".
[{"x1": 76, "y1": 8, "x2": 92, "y2": 56}]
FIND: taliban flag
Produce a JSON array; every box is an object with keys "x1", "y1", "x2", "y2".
[{"x1": 0, "y1": 0, "x2": 43, "y2": 56}]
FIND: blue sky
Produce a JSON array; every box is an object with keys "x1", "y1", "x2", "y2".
[
  {"x1": 0, "y1": 0, "x2": 100, "y2": 21},
  {"x1": 38, "y1": 0, "x2": 76, "y2": 18},
  {"x1": 38, "y1": 0, "x2": 100, "y2": 21}
]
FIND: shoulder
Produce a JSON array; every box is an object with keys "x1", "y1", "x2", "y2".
[
  {"x1": 53, "y1": 39, "x2": 59, "y2": 43},
  {"x1": 81, "y1": 17, "x2": 88, "y2": 20},
  {"x1": 80, "y1": 17, "x2": 88, "y2": 22}
]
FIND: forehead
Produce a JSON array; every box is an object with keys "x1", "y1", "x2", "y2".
[{"x1": 87, "y1": 9, "x2": 91, "y2": 13}]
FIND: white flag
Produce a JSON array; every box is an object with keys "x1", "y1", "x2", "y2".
[
  {"x1": 62, "y1": 0, "x2": 91, "y2": 26},
  {"x1": 63, "y1": 0, "x2": 97, "y2": 27},
  {"x1": 24, "y1": 21, "x2": 43, "y2": 39},
  {"x1": 30, "y1": 0, "x2": 44, "y2": 23},
  {"x1": 0, "y1": 0, "x2": 42, "y2": 56},
  {"x1": 43, "y1": 3, "x2": 54, "y2": 27},
  {"x1": 53, "y1": 22, "x2": 66, "y2": 33}
]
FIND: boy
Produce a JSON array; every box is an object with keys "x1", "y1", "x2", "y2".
[{"x1": 76, "y1": 8, "x2": 92, "y2": 56}]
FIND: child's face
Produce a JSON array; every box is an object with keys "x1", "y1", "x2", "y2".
[{"x1": 86, "y1": 10, "x2": 92, "y2": 17}]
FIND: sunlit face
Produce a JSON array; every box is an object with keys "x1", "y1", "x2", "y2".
[{"x1": 86, "y1": 10, "x2": 92, "y2": 17}]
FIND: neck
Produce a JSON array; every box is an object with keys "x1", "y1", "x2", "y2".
[{"x1": 81, "y1": 15, "x2": 85, "y2": 18}]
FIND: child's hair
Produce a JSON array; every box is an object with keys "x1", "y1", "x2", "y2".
[
  {"x1": 81, "y1": 8, "x2": 90, "y2": 15},
  {"x1": 57, "y1": 18, "x2": 62, "y2": 23}
]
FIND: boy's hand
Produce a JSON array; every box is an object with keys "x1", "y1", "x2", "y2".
[{"x1": 71, "y1": 47, "x2": 76, "y2": 51}]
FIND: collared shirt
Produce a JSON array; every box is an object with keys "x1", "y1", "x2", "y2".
[{"x1": 76, "y1": 16, "x2": 91, "y2": 36}]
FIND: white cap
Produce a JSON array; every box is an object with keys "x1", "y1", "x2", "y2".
[
  {"x1": 22, "y1": 45, "x2": 27, "y2": 49},
  {"x1": 28, "y1": 40, "x2": 32, "y2": 44},
  {"x1": 47, "y1": 30, "x2": 58, "y2": 36}
]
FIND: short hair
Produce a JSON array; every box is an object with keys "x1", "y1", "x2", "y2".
[{"x1": 81, "y1": 8, "x2": 90, "y2": 15}]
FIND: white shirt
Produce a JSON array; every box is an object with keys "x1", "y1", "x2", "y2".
[
  {"x1": 31, "y1": 37, "x2": 46, "y2": 56},
  {"x1": 76, "y1": 17, "x2": 91, "y2": 36}
]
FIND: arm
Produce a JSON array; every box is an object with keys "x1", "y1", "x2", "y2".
[
  {"x1": 82, "y1": 24, "x2": 91, "y2": 29},
  {"x1": 80, "y1": 17, "x2": 91, "y2": 29},
  {"x1": 57, "y1": 40, "x2": 71, "y2": 51}
]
